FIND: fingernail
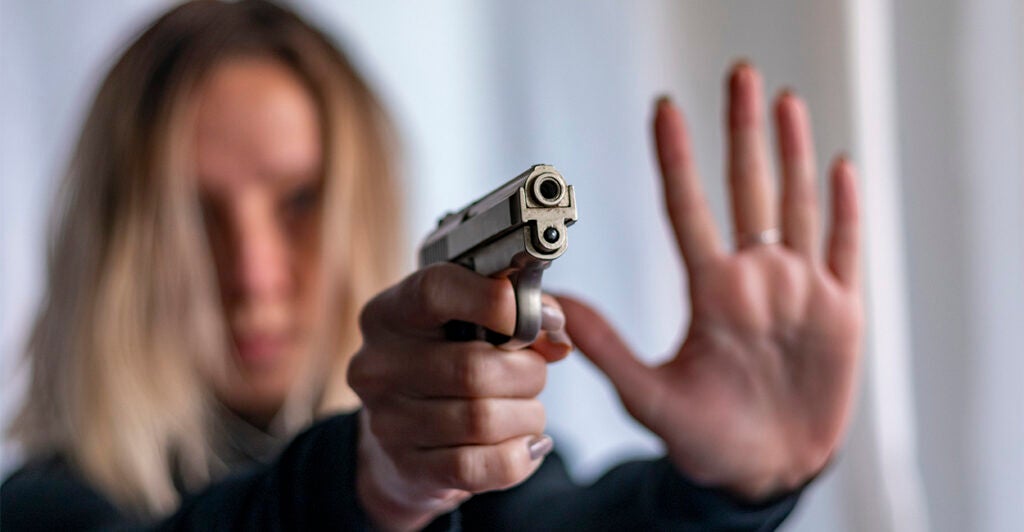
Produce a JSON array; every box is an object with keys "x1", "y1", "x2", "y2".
[
  {"x1": 547, "y1": 329, "x2": 574, "y2": 352},
  {"x1": 732, "y1": 58, "x2": 752, "y2": 75},
  {"x1": 541, "y1": 303, "x2": 565, "y2": 332},
  {"x1": 528, "y1": 434, "x2": 554, "y2": 460},
  {"x1": 656, "y1": 94, "x2": 673, "y2": 108}
]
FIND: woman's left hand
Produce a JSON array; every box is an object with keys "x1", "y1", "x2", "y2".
[{"x1": 559, "y1": 62, "x2": 863, "y2": 501}]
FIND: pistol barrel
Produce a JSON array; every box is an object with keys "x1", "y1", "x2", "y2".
[{"x1": 420, "y1": 165, "x2": 576, "y2": 273}]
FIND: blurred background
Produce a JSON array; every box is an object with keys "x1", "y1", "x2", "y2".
[{"x1": 2, "y1": 1, "x2": 1022, "y2": 530}]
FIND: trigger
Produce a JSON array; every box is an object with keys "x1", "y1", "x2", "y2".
[{"x1": 498, "y1": 262, "x2": 546, "y2": 351}]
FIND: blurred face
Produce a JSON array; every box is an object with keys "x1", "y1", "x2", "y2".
[{"x1": 193, "y1": 57, "x2": 324, "y2": 426}]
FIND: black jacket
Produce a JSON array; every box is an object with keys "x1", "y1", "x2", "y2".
[{"x1": 1, "y1": 412, "x2": 800, "y2": 531}]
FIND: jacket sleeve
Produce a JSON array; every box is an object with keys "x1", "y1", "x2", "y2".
[
  {"x1": 458, "y1": 450, "x2": 801, "y2": 532},
  {"x1": 4, "y1": 412, "x2": 801, "y2": 532},
  {"x1": 1, "y1": 412, "x2": 373, "y2": 532}
]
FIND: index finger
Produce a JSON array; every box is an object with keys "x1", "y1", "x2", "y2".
[
  {"x1": 654, "y1": 97, "x2": 724, "y2": 271},
  {"x1": 361, "y1": 263, "x2": 517, "y2": 338}
]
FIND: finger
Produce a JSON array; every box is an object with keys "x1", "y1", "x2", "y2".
[
  {"x1": 556, "y1": 295, "x2": 657, "y2": 419},
  {"x1": 373, "y1": 398, "x2": 545, "y2": 448},
  {"x1": 414, "y1": 434, "x2": 549, "y2": 493},
  {"x1": 540, "y1": 294, "x2": 565, "y2": 332},
  {"x1": 774, "y1": 90, "x2": 820, "y2": 258},
  {"x1": 531, "y1": 330, "x2": 573, "y2": 363},
  {"x1": 399, "y1": 342, "x2": 548, "y2": 399},
  {"x1": 654, "y1": 96, "x2": 723, "y2": 269},
  {"x1": 827, "y1": 156, "x2": 860, "y2": 287},
  {"x1": 533, "y1": 294, "x2": 572, "y2": 362},
  {"x1": 727, "y1": 62, "x2": 777, "y2": 242},
  {"x1": 363, "y1": 263, "x2": 516, "y2": 337}
]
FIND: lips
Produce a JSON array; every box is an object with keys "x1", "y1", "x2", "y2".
[{"x1": 232, "y1": 331, "x2": 290, "y2": 369}]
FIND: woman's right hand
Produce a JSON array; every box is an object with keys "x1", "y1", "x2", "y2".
[{"x1": 348, "y1": 263, "x2": 571, "y2": 531}]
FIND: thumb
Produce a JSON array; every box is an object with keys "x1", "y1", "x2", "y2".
[{"x1": 555, "y1": 295, "x2": 658, "y2": 418}]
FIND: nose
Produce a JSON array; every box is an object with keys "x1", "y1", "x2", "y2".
[{"x1": 229, "y1": 198, "x2": 291, "y2": 304}]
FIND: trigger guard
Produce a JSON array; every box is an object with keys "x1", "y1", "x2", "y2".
[{"x1": 497, "y1": 262, "x2": 546, "y2": 350}]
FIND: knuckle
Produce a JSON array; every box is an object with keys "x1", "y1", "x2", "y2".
[
  {"x1": 492, "y1": 449, "x2": 526, "y2": 488},
  {"x1": 730, "y1": 151, "x2": 762, "y2": 180},
  {"x1": 411, "y1": 266, "x2": 449, "y2": 320},
  {"x1": 462, "y1": 400, "x2": 496, "y2": 441},
  {"x1": 522, "y1": 355, "x2": 548, "y2": 396},
  {"x1": 447, "y1": 449, "x2": 483, "y2": 490},
  {"x1": 528, "y1": 400, "x2": 547, "y2": 432},
  {"x1": 667, "y1": 187, "x2": 704, "y2": 216},
  {"x1": 346, "y1": 351, "x2": 377, "y2": 395},
  {"x1": 787, "y1": 185, "x2": 815, "y2": 209},
  {"x1": 443, "y1": 446, "x2": 529, "y2": 492},
  {"x1": 452, "y1": 351, "x2": 492, "y2": 395},
  {"x1": 346, "y1": 347, "x2": 403, "y2": 401},
  {"x1": 358, "y1": 292, "x2": 386, "y2": 336}
]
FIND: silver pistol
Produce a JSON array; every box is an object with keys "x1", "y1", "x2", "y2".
[{"x1": 418, "y1": 164, "x2": 578, "y2": 349}]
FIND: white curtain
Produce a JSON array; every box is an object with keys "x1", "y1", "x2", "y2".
[{"x1": 2, "y1": 2, "x2": 1021, "y2": 530}]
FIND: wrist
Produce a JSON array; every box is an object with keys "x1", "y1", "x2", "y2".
[
  {"x1": 668, "y1": 448, "x2": 825, "y2": 504},
  {"x1": 355, "y1": 411, "x2": 465, "y2": 531},
  {"x1": 720, "y1": 474, "x2": 802, "y2": 503},
  {"x1": 716, "y1": 456, "x2": 831, "y2": 503}
]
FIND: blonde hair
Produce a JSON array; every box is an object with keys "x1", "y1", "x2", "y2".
[{"x1": 9, "y1": 0, "x2": 403, "y2": 517}]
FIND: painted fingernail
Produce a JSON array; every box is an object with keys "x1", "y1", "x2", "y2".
[
  {"x1": 528, "y1": 434, "x2": 554, "y2": 460},
  {"x1": 541, "y1": 303, "x2": 565, "y2": 332},
  {"x1": 656, "y1": 94, "x2": 673, "y2": 108}
]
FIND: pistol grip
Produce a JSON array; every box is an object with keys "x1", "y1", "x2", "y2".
[{"x1": 443, "y1": 261, "x2": 546, "y2": 350}]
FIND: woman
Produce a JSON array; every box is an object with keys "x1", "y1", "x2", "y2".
[{"x1": 2, "y1": 1, "x2": 863, "y2": 530}]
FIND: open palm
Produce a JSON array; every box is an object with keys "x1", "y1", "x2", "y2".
[{"x1": 559, "y1": 63, "x2": 862, "y2": 500}]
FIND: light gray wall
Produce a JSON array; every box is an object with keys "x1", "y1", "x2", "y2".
[{"x1": 2, "y1": 1, "x2": 1021, "y2": 530}]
